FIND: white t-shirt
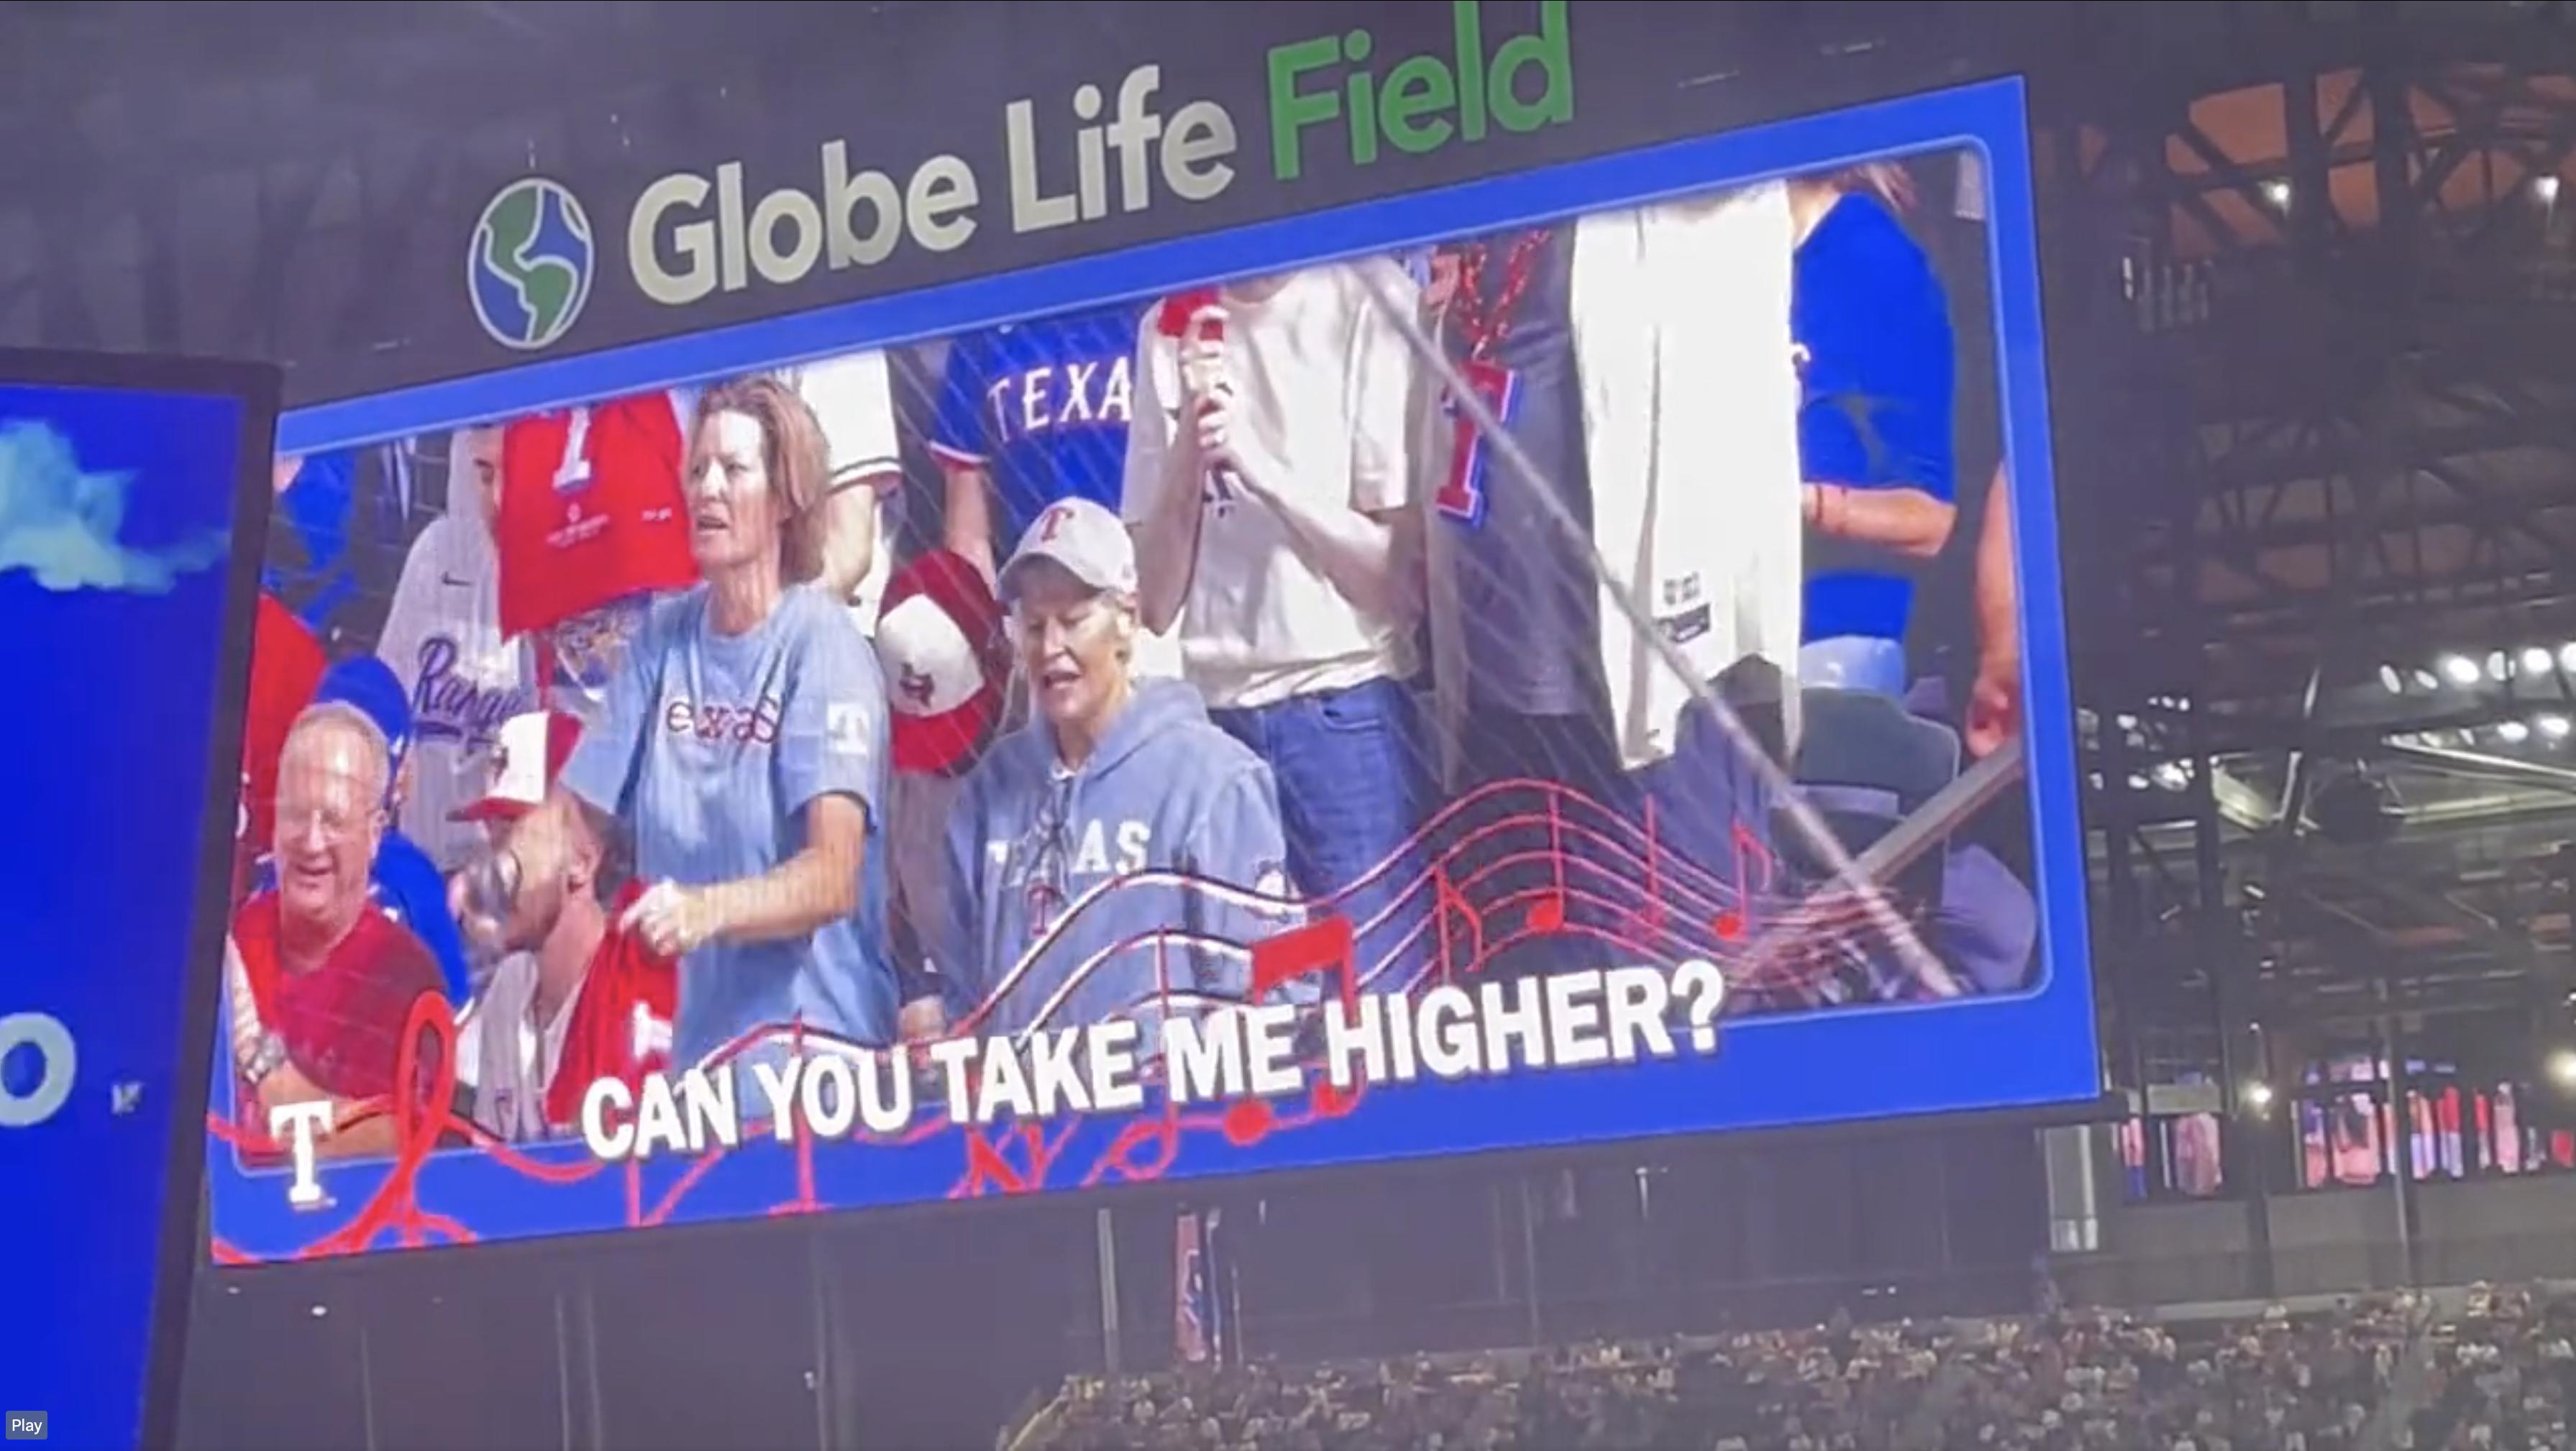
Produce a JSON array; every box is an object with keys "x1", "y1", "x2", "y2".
[
  {"x1": 376, "y1": 507, "x2": 539, "y2": 872},
  {"x1": 1121, "y1": 260, "x2": 1422, "y2": 710},
  {"x1": 452, "y1": 951, "x2": 584, "y2": 1144},
  {"x1": 780, "y1": 351, "x2": 903, "y2": 636}
]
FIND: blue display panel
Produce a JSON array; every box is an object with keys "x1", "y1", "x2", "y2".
[
  {"x1": 0, "y1": 360, "x2": 276, "y2": 1450},
  {"x1": 209, "y1": 76, "x2": 2098, "y2": 1263}
]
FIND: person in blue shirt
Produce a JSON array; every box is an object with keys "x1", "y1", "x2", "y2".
[
  {"x1": 923, "y1": 498, "x2": 1306, "y2": 1041},
  {"x1": 1791, "y1": 165, "x2": 1961, "y2": 697},
  {"x1": 927, "y1": 302, "x2": 1148, "y2": 584},
  {"x1": 265, "y1": 447, "x2": 411, "y2": 654},
  {"x1": 1783, "y1": 165, "x2": 2040, "y2": 998},
  {"x1": 540, "y1": 375, "x2": 900, "y2": 1071},
  {"x1": 251, "y1": 655, "x2": 476, "y2": 1004}
]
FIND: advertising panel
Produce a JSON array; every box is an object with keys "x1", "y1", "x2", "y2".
[
  {"x1": 0, "y1": 352, "x2": 278, "y2": 1448},
  {"x1": 204, "y1": 72, "x2": 2093, "y2": 1263}
]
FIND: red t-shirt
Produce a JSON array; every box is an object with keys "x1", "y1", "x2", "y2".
[
  {"x1": 543, "y1": 882, "x2": 679, "y2": 1130},
  {"x1": 497, "y1": 392, "x2": 697, "y2": 638},
  {"x1": 234, "y1": 892, "x2": 444, "y2": 1102},
  {"x1": 237, "y1": 593, "x2": 329, "y2": 864}
]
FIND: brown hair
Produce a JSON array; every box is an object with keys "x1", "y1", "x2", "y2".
[{"x1": 690, "y1": 375, "x2": 835, "y2": 585}]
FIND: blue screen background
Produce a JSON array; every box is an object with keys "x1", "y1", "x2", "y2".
[{"x1": 0, "y1": 383, "x2": 247, "y2": 1451}]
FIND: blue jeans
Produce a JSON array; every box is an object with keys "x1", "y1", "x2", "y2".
[{"x1": 1210, "y1": 677, "x2": 1435, "y2": 996}]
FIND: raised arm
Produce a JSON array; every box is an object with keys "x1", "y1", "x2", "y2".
[
  {"x1": 798, "y1": 349, "x2": 905, "y2": 605},
  {"x1": 1123, "y1": 307, "x2": 1211, "y2": 636},
  {"x1": 927, "y1": 334, "x2": 1005, "y2": 584}
]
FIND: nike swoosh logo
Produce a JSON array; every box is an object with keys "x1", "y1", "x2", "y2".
[{"x1": 441, "y1": 573, "x2": 473, "y2": 587}]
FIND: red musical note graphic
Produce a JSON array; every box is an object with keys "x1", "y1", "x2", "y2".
[
  {"x1": 1711, "y1": 820, "x2": 1772, "y2": 942},
  {"x1": 1630, "y1": 797, "x2": 1671, "y2": 943},
  {"x1": 1251, "y1": 915, "x2": 1355, "y2": 1009},
  {"x1": 1433, "y1": 866, "x2": 1481, "y2": 987},
  {"x1": 1527, "y1": 787, "x2": 1571, "y2": 934}
]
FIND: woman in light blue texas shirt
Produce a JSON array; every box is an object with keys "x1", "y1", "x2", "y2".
[{"x1": 552, "y1": 374, "x2": 899, "y2": 1070}]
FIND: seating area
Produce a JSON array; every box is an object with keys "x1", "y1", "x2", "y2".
[{"x1": 1015, "y1": 1284, "x2": 2576, "y2": 1451}]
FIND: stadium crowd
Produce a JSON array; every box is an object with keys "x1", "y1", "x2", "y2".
[{"x1": 1023, "y1": 1283, "x2": 2576, "y2": 1451}]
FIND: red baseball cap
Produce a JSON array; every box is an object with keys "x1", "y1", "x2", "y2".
[
  {"x1": 451, "y1": 710, "x2": 585, "y2": 823},
  {"x1": 877, "y1": 549, "x2": 1005, "y2": 777}
]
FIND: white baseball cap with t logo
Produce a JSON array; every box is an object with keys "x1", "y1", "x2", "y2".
[
  {"x1": 999, "y1": 497, "x2": 1140, "y2": 601},
  {"x1": 450, "y1": 710, "x2": 584, "y2": 823}
]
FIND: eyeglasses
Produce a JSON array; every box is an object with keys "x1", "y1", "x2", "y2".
[{"x1": 270, "y1": 797, "x2": 378, "y2": 844}]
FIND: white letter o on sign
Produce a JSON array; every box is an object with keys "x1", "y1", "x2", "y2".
[{"x1": 0, "y1": 1012, "x2": 76, "y2": 1128}]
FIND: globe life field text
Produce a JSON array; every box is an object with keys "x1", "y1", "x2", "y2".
[{"x1": 615, "y1": 1, "x2": 1572, "y2": 311}]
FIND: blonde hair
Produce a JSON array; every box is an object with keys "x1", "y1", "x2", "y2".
[
  {"x1": 690, "y1": 375, "x2": 836, "y2": 585},
  {"x1": 1822, "y1": 161, "x2": 1917, "y2": 213}
]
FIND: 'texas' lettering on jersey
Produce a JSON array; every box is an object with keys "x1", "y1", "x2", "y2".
[
  {"x1": 981, "y1": 355, "x2": 1134, "y2": 446},
  {"x1": 411, "y1": 636, "x2": 532, "y2": 749},
  {"x1": 990, "y1": 818, "x2": 1155, "y2": 943},
  {"x1": 663, "y1": 694, "x2": 785, "y2": 746},
  {"x1": 988, "y1": 819, "x2": 1153, "y2": 880}
]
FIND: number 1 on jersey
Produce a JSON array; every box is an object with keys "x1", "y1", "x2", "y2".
[
  {"x1": 551, "y1": 407, "x2": 595, "y2": 495},
  {"x1": 1438, "y1": 360, "x2": 1520, "y2": 525}
]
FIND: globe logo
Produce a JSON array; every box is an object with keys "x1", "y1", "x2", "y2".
[{"x1": 468, "y1": 177, "x2": 595, "y2": 352}]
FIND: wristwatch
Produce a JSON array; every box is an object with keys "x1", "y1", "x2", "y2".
[{"x1": 246, "y1": 1030, "x2": 291, "y2": 1087}]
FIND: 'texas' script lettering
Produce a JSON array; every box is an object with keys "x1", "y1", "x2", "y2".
[{"x1": 663, "y1": 695, "x2": 785, "y2": 746}]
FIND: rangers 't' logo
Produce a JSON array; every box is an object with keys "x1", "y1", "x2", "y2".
[{"x1": 898, "y1": 663, "x2": 937, "y2": 710}]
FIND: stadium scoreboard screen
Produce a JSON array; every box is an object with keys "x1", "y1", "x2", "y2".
[
  {"x1": 0, "y1": 351, "x2": 280, "y2": 1450},
  {"x1": 191, "y1": 6, "x2": 2096, "y2": 1264}
]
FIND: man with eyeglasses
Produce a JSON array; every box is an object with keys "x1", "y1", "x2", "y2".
[
  {"x1": 225, "y1": 701, "x2": 446, "y2": 1160},
  {"x1": 915, "y1": 498, "x2": 1307, "y2": 1042}
]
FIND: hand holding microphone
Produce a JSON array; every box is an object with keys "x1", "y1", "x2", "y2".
[
  {"x1": 1181, "y1": 306, "x2": 1236, "y2": 457},
  {"x1": 1179, "y1": 304, "x2": 1274, "y2": 509}
]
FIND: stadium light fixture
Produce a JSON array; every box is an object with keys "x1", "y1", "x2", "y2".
[
  {"x1": 2242, "y1": 1081, "x2": 2276, "y2": 1114},
  {"x1": 2488, "y1": 650, "x2": 2512, "y2": 682},
  {"x1": 2380, "y1": 664, "x2": 2406, "y2": 694},
  {"x1": 2498, "y1": 720, "x2": 2532, "y2": 745},
  {"x1": 2524, "y1": 646, "x2": 2556, "y2": 677},
  {"x1": 2413, "y1": 669, "x2": 2440, "y2": 692},
  {"x1": 2562, "y1": 642, "x2": 2576, "y2": 672},
  {"x1": 2539, "y1": 715, "x2": 2570, "y2": 741},
  {"x1": 2154, "y1": 761, "x2": 2190, "y2": 790},
  {"x1": 2260, "y1": 178, "x2": 2291, "y2": 209},
  {"x1": 2537, "y1": 174, "x2": 2562, "y2": 205},
  {"x1": 2442, "y1": 654, "x2": 2483, "y2": 686},
  {"x1": 2547, "y1": 1048, "x2": 2576, "y2": 1092}
]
